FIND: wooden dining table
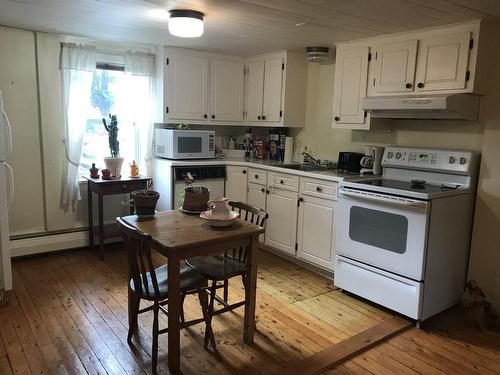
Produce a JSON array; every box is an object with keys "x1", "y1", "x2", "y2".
[{"x1": 122, "y1": 210, "x2": 265, "y2": 373}]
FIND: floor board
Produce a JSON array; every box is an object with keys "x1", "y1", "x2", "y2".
[{"x1": 0, "y1": 244, "x2": 497, "y2": 374}]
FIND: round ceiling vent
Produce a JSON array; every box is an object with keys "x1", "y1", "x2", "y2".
[{"x1": 305, "y1": 47, "x2": 333, "y2": 64}]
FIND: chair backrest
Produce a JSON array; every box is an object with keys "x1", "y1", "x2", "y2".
[
  {"x1": 117, "y1": 217, "x2": 161, "y2": 298},
  {"x1": 227, "y1": 201, "x2": 268, "y2": 262}
]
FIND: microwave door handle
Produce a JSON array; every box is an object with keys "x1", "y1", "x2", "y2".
[
  {"x1": 2, "y1": 109, "x2": 13, "y2": 157},
  {"x1": 339, "y1": 189, "x2": 428, "y2": 209}
]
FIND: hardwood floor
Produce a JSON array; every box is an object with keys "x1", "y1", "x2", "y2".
[{"x1": 0, "y1": 244, "x2": 499, "y2": 374}]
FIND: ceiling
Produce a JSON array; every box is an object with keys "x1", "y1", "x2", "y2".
[{"x1": 1, "y1": 0, "x2": 500, "y2": 55}]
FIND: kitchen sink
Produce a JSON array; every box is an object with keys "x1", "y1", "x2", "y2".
[{"x1": 280, "y1": 164, "x2": 329, "y2": 172}]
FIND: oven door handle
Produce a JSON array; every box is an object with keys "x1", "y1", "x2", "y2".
[{"x1": 338, "y1": 188, "x2": 429, "y2": 209}]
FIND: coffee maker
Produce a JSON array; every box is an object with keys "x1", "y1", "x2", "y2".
[{"x1": 360, "y1": 146, "x2": 384, "y2": 175}]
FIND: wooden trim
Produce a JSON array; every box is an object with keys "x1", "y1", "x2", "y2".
[{"x1": 277, "y1": 316, "x2": 412, "y2": 375}]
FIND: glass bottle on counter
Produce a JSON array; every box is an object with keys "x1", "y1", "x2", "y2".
[{"x1": 244, "y1": 127, "x2": 253, "y2": 160}]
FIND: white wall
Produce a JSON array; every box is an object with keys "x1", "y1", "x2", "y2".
[
  {"x1": 0, "y1": 26, "x2": 137, "y2": 239},
  {"x1": 0, "y1": 27, "x2": 45, "y2": 235}
]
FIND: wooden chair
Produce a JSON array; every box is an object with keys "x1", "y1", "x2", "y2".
[
  {"x1": 184, "y1": 201, "x2": 268, "y2": 349},
  {"x1": 117, "y1": 217, "x2": 216, "y2": 373}
]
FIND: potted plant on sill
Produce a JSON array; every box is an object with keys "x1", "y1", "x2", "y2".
[
  {"x1": 102, "y1": 114, "x2": 124, "y2": 179},
  {"x1": 131, "y1": 180, "x2": 160, "y2": 218}
]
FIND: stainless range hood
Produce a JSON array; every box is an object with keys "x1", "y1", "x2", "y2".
[{"x1": 362, "y1": 94, "x2": 480, "y2": 120}]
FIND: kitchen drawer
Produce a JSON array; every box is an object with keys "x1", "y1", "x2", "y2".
[
  {"x1": 90, "y1": 180, "x2": 149, "y2": 195},
  {"x1": 268, "y1": 171, "x2": 299, "y2": 192},
  {"x1": 300, "y1": 177, "x2": 338, "y2": 200},
  {"x1": 248, "y1": 168, "x2": 267, "y2": 186},
  {"x1": 334, "y1": 256, "x2": 423, "y2": 319}
]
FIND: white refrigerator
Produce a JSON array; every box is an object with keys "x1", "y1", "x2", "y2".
[{"x1": 0, "y1": 90, "x2": 13, "y2": 292}]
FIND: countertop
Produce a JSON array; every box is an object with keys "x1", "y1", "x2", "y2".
[{"x1": 153, "y1": 157, "x2": 357, "y2": 183}]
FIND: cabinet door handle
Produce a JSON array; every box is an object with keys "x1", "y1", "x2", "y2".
[
  {"x1": 334, "y1": 116, "x2": 340, "y2": 121},
  {"x1": 266, "y1": 189, "x2": 270, "y2": 194},
  {"x1": 254, "y1": 174, "x2": 259, "y2": 179},
  {"x1": 262, "y1": 115, "x2": 266, "y2": 120},
  {"x1": 257, "y1": 115, "x2": 261, "y2": 120},
  {"x1": 203, "y1": 114, "x2": 208, "y2": 119},
  {"x1": 261, "y1": 188, "x2": 265, "y2": 193},
  {"x1": 280, "y1": 179, "x2": 284, "y2": 184},
  {"x1": 417, "y1": 82, "x2": 424, "y2": 89},
  {"x1": 405, "y1": 83, "x2": 412, "y2": 89},
  {"x1": 243, "y1": 170, "x2": 247, "y2": 174},
  {"x1": 316, "y1": 186, "x2": 322, "y2": 192},
  {"x1": 211, "y1": 115, "x2": 215, "y2": 119}
]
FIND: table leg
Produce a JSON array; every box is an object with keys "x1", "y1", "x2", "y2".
[
  {"x1": 167, "y1": 255, "x2": 181, "y2": 373},
  {"x1": 98, "y1": 194, "x2": 104, "y2": 260},
  {"x1": 87, "y1": 183, "x2": 93, "y2": 248},
  {"x1": 244, "y1": 235, "x2": 258, "y2": 344}
]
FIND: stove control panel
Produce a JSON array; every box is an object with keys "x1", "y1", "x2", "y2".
[{"x1": 382, "y1": 147, "x2": 477, "y2": 175}]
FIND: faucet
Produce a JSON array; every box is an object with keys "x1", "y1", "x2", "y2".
[{"x1": 302, "y1": 151, "x2": 321, "y2": 165}]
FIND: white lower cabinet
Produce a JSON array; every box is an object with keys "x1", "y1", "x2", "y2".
[
  {"x1": 247, "y1": 182, "x2": 267, "y2": 242},
  {"x1": 297, "y1": 195, "x2": 336, "y2": 271},
  {"x1": 227, "y1": 165, "x2": 338, "y2": 271},
  {"x1": 225, "y1": 166, "x2": 248, "y2": 203},
  {"x1": 247, "y1": 182, "x2": 267, "y2": 210},
  {"x1": 264, "y1": 187, "x2": 298, "y2": 256}
]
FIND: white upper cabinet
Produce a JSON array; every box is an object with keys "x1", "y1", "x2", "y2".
[
  {"x1": 164, "y1": 48, "x2": 244, "y2": 124},
  {"x1": 165, "y1": 50, "x2": 208, "y2": 121},
  {"x1": 262, "y1": 55, "x2": 284, "y2": 122},
  {"x1": 245, "y1": 60, "x2": 265, "y2": 122},
  {"x1": 332, "y1": 46, "x2": 370, "y2": 126},
  {"x1": 245, "y1": 51, "x2": 307, "y2": 127},
  {"x1": 209, "y1": 58, "x2": 245, "y2": 121},
  {"x1": 332, "y1": 20, "x2": 489, "y2": 129},
  {"x1": 164, "y1": 48, "x2": 306, "y2": 127},
  {"x1": 369, "y1": 40, "x2": 418, "y2": 94},
  {"x1": 415, "y1": 31, "x2": 471, "y2": 92}
]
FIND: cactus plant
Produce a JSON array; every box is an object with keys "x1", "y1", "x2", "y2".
[{"x1": 102, "y1": 114, "x2": 119, "y2": 158}]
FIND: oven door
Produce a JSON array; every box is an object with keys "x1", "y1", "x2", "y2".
[{"x1": 336, "y1": 187, "x2": 430, "y2": 281}]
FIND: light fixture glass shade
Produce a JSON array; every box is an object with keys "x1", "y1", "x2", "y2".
[{"x1": 168, "y1": 10, "x2": 204, "y2": 38}]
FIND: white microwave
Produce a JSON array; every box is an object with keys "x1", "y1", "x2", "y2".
[{"x1": 154, "y1": 129, "x2": 215, "y2": 159}]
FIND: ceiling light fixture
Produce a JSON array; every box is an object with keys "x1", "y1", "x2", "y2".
[{"x1": 168, "y1": 9, "x2": 204, "y2": 38}]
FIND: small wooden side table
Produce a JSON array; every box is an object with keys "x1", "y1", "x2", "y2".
[{"x1": 84, "y1": 176, "x2": 151, "y2": 259}]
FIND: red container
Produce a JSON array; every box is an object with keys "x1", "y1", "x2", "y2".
[{"x1": 254, "y1": 137, "x2": 265, "y2": 159}]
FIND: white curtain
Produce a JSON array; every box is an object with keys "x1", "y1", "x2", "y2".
[
  {"x1": 124, "y1": 52, "x2": 155, "y2": 176},
  {"x1": 125, "y1": 51, "x2": 155, "y2": 76},
  {"x1": 60, "y1": 43, "x2": 96, "y2": 208}
]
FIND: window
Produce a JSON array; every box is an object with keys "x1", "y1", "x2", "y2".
[{"x1": 76, "y1": 68, "x2": 151, "y2": 177}]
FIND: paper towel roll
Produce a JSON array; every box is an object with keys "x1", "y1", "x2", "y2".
[{"x1": 284, "y1": 137, "x2": 294, "y2": 163}]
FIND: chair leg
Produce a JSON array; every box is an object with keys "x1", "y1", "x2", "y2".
[
  {"x1": 204, "y1": 280, "x2": 218, "y2": 350},
  {"x1": 128, "y1": 289, "x2": 140, "y2": 343},
  {"x1": 152, "y1": 302, "x2": 159, "y2": 374},
  {"x1": 198, "y1": 289, "x2": 216, "y2": 350},
  {"x1": 180, "y1": 292, "x2": 186, "y2": 324},
  {"x1": 242, "y1": 274, "x2": 248, "y2": 302},
  {"x1": 223, "y1": 278, "x2": 229, "y2": 303}
]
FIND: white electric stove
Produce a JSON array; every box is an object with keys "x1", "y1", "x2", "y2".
[{"x1": 334, "y1": 146, "x2": 479, "y2": 321}]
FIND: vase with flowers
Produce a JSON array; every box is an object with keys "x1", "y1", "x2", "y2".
[{"x1": 102, "y1": 114, "x2": 124, "y2": 179}]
